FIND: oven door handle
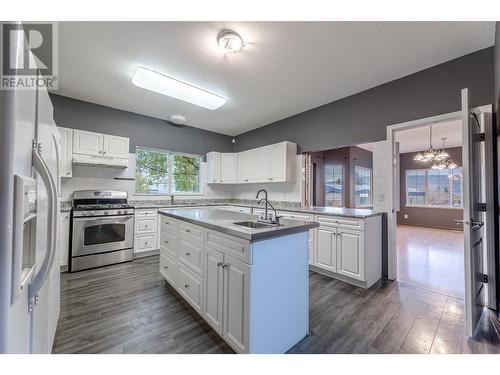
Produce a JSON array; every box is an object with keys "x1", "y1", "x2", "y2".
[{"x1": 74, "y1": 216, "x2": 133, "y2": 224}]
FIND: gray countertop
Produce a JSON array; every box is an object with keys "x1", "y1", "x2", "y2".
[
  {"x1": 135, "y1": 202, "x2": 382, "y2": 218},
  {"x1": 158, "y1": 208, "x2": 319, "y2": 241}
]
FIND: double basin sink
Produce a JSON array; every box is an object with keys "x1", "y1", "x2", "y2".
[{"x1": 233, "y1": 221, "x2": 281, "y2": 229}]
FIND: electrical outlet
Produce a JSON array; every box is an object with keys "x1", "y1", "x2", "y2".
[{"x1": 404, "y1": 214, "x2": 408, "y2": 219}]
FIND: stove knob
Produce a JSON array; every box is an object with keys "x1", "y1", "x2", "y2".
[
  {"x1": 117, "y1": 210, "x2": 122, "y2": 214},
  {"x1": 104, "y1": 210, "x2": 109, "y2": 215},
  {"x1": 88, "y1": 211, "x2": 94, "y2": 216}
]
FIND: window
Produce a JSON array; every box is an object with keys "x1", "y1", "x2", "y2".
[
  {"x1": 354, "y1": 166, "x2": 372, "y2": 207},
  {"x1": 405, "y1": 167, "x2": 463, "y2": 208},
  {"x1": 324, "y1": 164, "x2": 344, "y2": 207},
  {"x1": 135, "y1": 147, "x2": 201, "y2": 195}
]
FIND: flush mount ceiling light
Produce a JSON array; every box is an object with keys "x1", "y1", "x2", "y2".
[
  {"x1": 217, "y1": 29, "x2": 244, "y2": 54},
  {"x1": 132, "y1": 67, "x2": 226, "y2": 110},
  {"x1": 169, "y1": 114, "x2": 186, "y2": 125}
]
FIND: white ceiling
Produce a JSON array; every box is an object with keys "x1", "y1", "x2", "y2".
[
  {"x1": 54, "y1": 22, "x2": 495, "y2": 136},
  {"x1": 358, "y1": 119, "x2": 462, "y2": 153}
]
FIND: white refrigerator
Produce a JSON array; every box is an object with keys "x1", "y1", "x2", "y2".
[{"x1": 0, "y1": 22, "x2": 61, "y2": 353}]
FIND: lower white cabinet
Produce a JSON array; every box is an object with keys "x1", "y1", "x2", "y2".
[
  {"x1": 204, "y1": 248, "x2": 225, "y2": 334},
  {"x1": 177, "y1": 262, "x2": 203, "y2": 314},
  {"x1": 134, "y1": 209, "x2": 159, "y2": 254},
  {"x1": 311, "y1": 214, "x2": 381, "y2": 288},
  {"x1": 159, "y1": 253, "x2": 177, "y2": 287},
  {"x1": 58, "y1": 212, "x2": 71, "y2": 267}
]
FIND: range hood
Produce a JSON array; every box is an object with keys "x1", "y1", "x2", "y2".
[{"x1": 72, "y1": 154, "x2": 128, "y2": 168}]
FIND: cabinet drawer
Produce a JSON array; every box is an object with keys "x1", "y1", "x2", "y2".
[
  {"x1": 177, "y1": 262, "x2": 203, "y2": 314},
  {"x1": 135, "y1": 209, "x2": 157, "y2": 217},
  {"x1": 180, "y1": 222, "x2": 203, "y2": 245},
  {"x1": 159, "y1": 254, "x2": 177, "y2": 287},
  {"x1": 160, "y1": 230, "x2": 177, "y2": 258},
  {"x1": 178, "y1": 238, "x2": 203, "y2": 276},
  {"x1": 135, "y1": 217, "x2": 157, "y2": 233},
  {"x1": 161, "y1": 215, "x2": 179, "y2": 233},
  {"x1": 316, "y1": 215, "x2": 364, "y2": 230},
  {"x1": 134, "y1": 233, "x2": 158, "y2": 253},
  {"x1": 205, "y1": 230, "x2": 252, "y2": 264}
]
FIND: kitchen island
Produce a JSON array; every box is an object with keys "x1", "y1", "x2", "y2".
[{"x1": 157, "y1": 207, "x2": 319, "y2": 354}]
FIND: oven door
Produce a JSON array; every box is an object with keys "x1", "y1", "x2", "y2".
[{"x1": 72, "y1": 215, "x2": 133, "y2": 257}]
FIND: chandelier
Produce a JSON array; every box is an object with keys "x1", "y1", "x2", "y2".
[{"x1": 413, "y1": 124, "x2": 457, "y2": 169}]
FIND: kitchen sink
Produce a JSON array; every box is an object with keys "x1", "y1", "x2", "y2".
[{"x1": 233, "y1": 221, "x2": 275, "y2": 229}]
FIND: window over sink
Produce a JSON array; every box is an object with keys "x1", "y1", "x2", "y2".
[{"x1": 135, "y1": 147, "x2": 201, "y2": 195}]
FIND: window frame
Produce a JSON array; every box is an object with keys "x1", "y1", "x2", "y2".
[
  {"x1": 354, "y1": 166, "x2": 373, "y2": 208},
  {"x1": 134, "y1": 146, "x2": 202, "y2": 196},
  {"x1": 405, "y1": 167, "x2": 463, "y2": 209}
]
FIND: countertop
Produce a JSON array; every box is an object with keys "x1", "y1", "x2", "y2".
[
  {"x1": 158, "y1": 208, "x2": 319, "y2": 241},
  {"x1": 134, "y1": 201, "x2": 382, "y2": 218}
]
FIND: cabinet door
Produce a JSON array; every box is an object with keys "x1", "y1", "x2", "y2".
[
  {"x1": 159, "y1": 253, "x2": 177, "y2": 287},
  {"x1": 223, "y1": 255, "x2": 250, "y2": 353},
  {"x1": 59, "y1": 127, "x2": 73, "y2": 178},
  {"x1": 102, "y1": 134, "x2": 129, "y2": 158},
  {"x1": 315, "y1": 227, "x2": 336, "y2": 272},
  {"x1": 58, "y1": 213, "x2": 70, "y2": 267},
  {"x1": 203, "y1": 248, "x2": 224, "y2": 334},
  {"x1": 207, "y1": 152, "x2": 221, "y2": 183},
  {"x1": 336, "y1": 228, "x2": 365, "y2": 281},
  {"x1": 270, "y1": 142, "x2": 286, "y2": 181},
  {"x1": 257, "y1": 146, "x2": 272, "y2": 182},
  {"x1": 73, "y1": 129, "x2": 102, "y2": 156},
  {"x1": 237, "y1": 150, "x2": 250, "y2": 183},
  {"x1": 221, "y1": 153, "x2": 237, "y2": 183}
]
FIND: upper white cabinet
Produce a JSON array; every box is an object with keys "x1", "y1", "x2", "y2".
[
  {"x1": 207, "y1": 152, "x2": 238, "y2": 184},
  {"x1": 58, "y1": 127, "x2": 73, "y2": 178},
  {"x1": 208, "y1": 141, "x2": 297, "y2": 184},
  {"x1": 73, "y1": 129, "x2": 102, "y2": 156},
  {"x1": 73, "y1": 129, "x2": 129, "y2": 159},
  {"x1": 102, "y1": 134, "x2": 129, "y2": 158}
]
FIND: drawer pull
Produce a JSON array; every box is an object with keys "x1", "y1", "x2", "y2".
[
  {"x1": 184, "y1": 284, "x2": 189, "y2": 289},
  {"x1": 164, "y1": 240, "x2": 169, "y2": 244},
  {"x1": 144, "y1": 242, "x2": 148, "y2": 245},
  {"x1": 185, "y1": 229, "x2": 191, "y2": 233},
  {"x1": 185, "y1": 252, "x2": 190, "y2": 256},
  {"x1": 222, "y1": 264, "x2": 228, "y2": 269},
  {"x1": 163, "y1": 265, "x2": 168, "y2": 270},
  {"x1": 216, "y1": 262, "x2": 223, "y2": 267}
]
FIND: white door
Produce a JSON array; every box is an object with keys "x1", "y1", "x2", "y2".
[
  {"x1": 270, "y1": 142, "x2": 286, "y2": 181},
  {"x1": 461, "y1": 88, "x2": 486, "y2": 336},
  {"x1": 204, "y1": 248, "x2": 224, "y2": 334},
  {"x1": 315, "y1": 227, "x2": 336, "y2": 272},
  {"x1": 58, "y1": 127, "x2": 73, "y2": 178},
  {"x1": 223, "y1": 255, "x2": 250, "y2": 353},
  {"x1": 73, "y1": 130, "x2": 102, "y2": 156},
  {"x1": 102, "y1": 134, "x2": 129, "y2": 158},
  {"x1": 336, "y1": 228, "x2": 364, "y2": 281},
  {"x1": 221, "y1": 153, "x2": 237, "y2": 183}
]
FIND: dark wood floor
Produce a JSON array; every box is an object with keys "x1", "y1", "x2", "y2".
[{"x1": 53, "y1": 255, "x2": 500, "y2": 354}]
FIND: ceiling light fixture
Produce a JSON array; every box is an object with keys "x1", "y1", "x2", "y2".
[
  {"x1": 132, "y1": 67, "x2": 226, "y2": 110},
  {"x1": 217, "y1": 29, "x2": 244, "y2": 54},
  {"x1": 414, "y1": 125, "x2": 457, "y2": 169},
  {"x1": 169, "y1": 114, "x2": 186, "y2": 125}
]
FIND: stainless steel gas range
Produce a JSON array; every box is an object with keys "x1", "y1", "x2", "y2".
[{"x1": 70, "y1": 190, "x2": 134, "y2": 272}]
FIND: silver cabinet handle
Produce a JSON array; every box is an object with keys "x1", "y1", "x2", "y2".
[
  {"x1": 217, "y1": 262, "x2": 223, "y2": 267},
  {"x1": 185, "y1": 252, "x2": 190, "y2": 256},
  {"x1": 222, "y1": 264, "x2": 228, "y2": 269},
  {"x1": 185, "y1": 229, "x2": 191, "y2": 233},
  {"x1": 184, "y1": 284, "x2": 189, "y2": 289},
  {"x1": 164, "y1": 240, "x2": 169, "y2": 244},
  {"x1": 163, "y1": 265, "x2": 168, "y2": 270}
]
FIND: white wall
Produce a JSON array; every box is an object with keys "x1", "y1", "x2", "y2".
[
  {"x1": 231, "y1": 155, "x2": 303, "y2": 203},
  {"x1": 61, "y1": 153, "x2": 233, "y2": 202}
]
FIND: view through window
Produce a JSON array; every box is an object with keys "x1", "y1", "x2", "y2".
[
  {"x1": 324, "y1": 164, "x2": 344, "y2": 207},
  {"x1": 354, "y1": 166, "x2": 372, "y2": 207},
  {"x1": 406, "y1": 167, "x2": 463, "y2": 207}
]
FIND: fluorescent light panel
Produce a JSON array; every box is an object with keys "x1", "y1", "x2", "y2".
[{"x1": 132, "y1": 67, "x2": 226, "y2": 110}]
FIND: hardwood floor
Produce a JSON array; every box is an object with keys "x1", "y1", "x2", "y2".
[
  {"x1": 397, "y1": 225, "x2": 464, "y2": 298},
  {"x1": 53, "y1": 255, "x2": 500, "y2": 354}
]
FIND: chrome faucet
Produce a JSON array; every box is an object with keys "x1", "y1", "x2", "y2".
[
  {"x1": 170, "y1": 194, "x2": 175, "y2": 205},
  {"x1": 255, "y1": 189, "x2": 281, "y2": 225}
]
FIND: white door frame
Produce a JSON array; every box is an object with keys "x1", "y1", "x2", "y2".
[{"x1": 385, "y1": 105, "x2": 495, "y2": 310}]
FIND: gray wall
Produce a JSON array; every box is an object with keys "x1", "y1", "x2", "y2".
[
  {"x1": 233, "y1": 47, "x2": 495, "y2": 153},
  {"x1": 397, "y1": 147, "x2": 463, "y2": 230},
  {"x1": 49, "y1": 94, "x2": 233, "y2": 155}
]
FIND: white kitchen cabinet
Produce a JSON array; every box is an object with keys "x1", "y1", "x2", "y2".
[
  {"x1": 221, "y1": 153, "x2": 238, "y2": 183},
  {"x1": 336, "y1": 228, "x2": 364, "y2": 281},
  {"x1": 73, "y1": 129, "x2": 102, "y2": 156},
  {"x1": 222, "y1": 254, "x2": 250, "y2": 354},
  {"x1": 203, "y1": 248, "x2": 225, "y2": 334},
  {"x1": 59, "y1": 127, "x2": 73, "y2": 178},
  {"x1": 134, "y1": 209, "x2": 159, "y2": 254},
  {"x1": 257, "y1": 146, "x2": 272, "y2": 182},
  {"x1": 58, "y1": 212, "x2": 70, "y2": 267},
  {"x1": 207, "y1": 152, "x2": 221, "y2": 183},
  {"x1": 73, "y1": 129, "x2": 129, "y2": 160},
  {"x1": 310, "y1": 214, "x2": 381, "y2": 288},
  {"x1": 316, "y1": 227, "x2": 336, "y2": 272},
  {"x1": 159, "y1": 253, "x2": 177, "y2": 287},
  {"x1": 102, "y1": 134, "x2": 129, "y2": 158},
  {"x1": 237, "y1": 150, "x2": 251, "y2": 183},
  {"x1": 177, "y1": 262, "x2": 203, "y2": 314}
]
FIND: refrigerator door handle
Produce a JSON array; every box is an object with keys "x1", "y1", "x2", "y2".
[
  {"x1": 52, "y1": 133, "x2": 62, "y2": 197},
  {"x1": 28, "y1": 149, "x2": 58, "y2": 303}
]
